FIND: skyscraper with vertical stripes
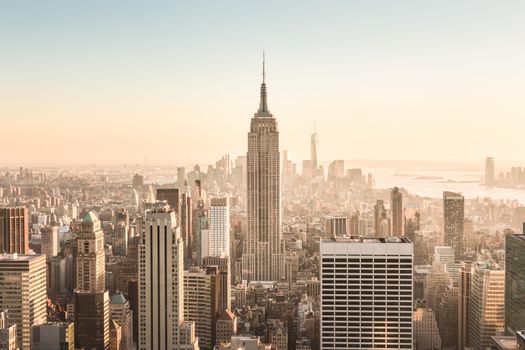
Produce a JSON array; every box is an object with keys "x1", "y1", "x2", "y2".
[
  {"x1": 242, "y1": 56, "x2": 284, "y2": 282},
  {"x1": 138, "y1": 202, "x2": 199, "y2": 350}
]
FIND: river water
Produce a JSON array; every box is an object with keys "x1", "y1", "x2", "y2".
[{"x1": 369, "y1": 167, "x2": 525, "y2": 204}]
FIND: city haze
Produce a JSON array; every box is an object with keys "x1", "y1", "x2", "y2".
[{"x1": 1, "y1": 1, "x2": 524, "y2": 165}]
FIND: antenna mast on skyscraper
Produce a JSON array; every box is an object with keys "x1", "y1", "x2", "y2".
[{"x1": 262, "y1": 50, "x2": 266, "y2": 83}]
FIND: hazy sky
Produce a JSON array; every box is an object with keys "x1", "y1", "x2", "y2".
[{"x1": 1, "y1": 1, "x2": 524, "y2": 166}]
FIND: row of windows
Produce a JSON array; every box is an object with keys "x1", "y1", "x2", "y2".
[{"x1": 322, "y1": 258, "x2": 412, "y2": 263}]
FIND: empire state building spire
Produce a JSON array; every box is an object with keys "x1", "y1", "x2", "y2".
[{"x1": 258, "y1": 52, "x2": 269, "y2": 114}]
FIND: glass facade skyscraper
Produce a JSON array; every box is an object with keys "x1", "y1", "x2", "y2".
[{"x1": 505, "y1": 234, "x2": 525, "y2": 335}]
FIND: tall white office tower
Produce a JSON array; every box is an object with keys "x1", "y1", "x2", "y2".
[
  {"x1": 243, "y1": 56, "x2": 285, "y2": 282},
  {"x1": 320, "y1": 237, "x2": 413, "y2": 350},
  {"x1": 469, "y1": 262, "x2": 505, "y2": 350},
  {"x1": 138, "y1": 202, "x2": 199, "y2": 350},
  {"x1": 208, "y1": 197, "x2": 230, "y2": 257},
  {"x1": 0, "y1": 254, "x2": 47, "y2": 350}
]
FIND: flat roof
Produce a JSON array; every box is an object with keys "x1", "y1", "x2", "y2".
[
  {"x1": 321, "y1": 236, "x2": 411, "y2": 244},
  {"x1": 492, "y1": 336, "x2": 520, "y2": 350},
  {"x1": 0, "y1": 253, "x2": 45, "y2": 262}
]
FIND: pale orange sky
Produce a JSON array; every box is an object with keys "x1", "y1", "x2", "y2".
[{"x1": 1, "y1": 1, "x2": 524, "y2": 166}]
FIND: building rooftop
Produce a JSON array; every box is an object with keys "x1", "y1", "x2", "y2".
[
  {"x1": 110, "y1": 292, "x2": 127, "y2": 305},
  {"x1": 83, "y1": 211, "x2": 98, "y2": 223},
  {"x1": 0, "y1": 253, "x2": 44, "y2": 262},
  {"x1": 321, "y1": 236, "x2": 411, "y2": 244},
  {"x1": 492, "y1": 336, "x2": 520, "y2": 350},
  {"x1": 507, "y1": 233, "x2": 525, "y2": 242}
]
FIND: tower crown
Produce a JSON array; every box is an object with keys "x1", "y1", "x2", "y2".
[{"x1": 256, "y1": 52, "x2": 271, "y2": 116}]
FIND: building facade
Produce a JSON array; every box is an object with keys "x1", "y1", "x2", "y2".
[
  {"x1": 320, "y1": 237, "x2": 413, "y2": 350},
  {"x1": 0, "y1": 254, "x2": 47, "y2": 350},
  {"x1": 505, "y1": 234, "x2": 525, "y2": 335},
  {"x1": 138, "y1": 203, "x2": 199, "y2": 350},
  {"x1": 31, "y1": 322, "x2": 74, "y2": 350},
  {"x1": 0, "y1": 207, "x2": 29, "y2": 254},
  {"x1": 243, "y1": 59, "x2": 284, "y2": 282},
  {"x1": 443, "y1": 191, "x2": 464, "y2": 259},
  {"x1": 469, "y1": 262, "x2": 505, "y2": 350}
]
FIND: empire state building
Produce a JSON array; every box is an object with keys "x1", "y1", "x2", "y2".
[{"x1": 242, "y1": 57, "x2": 285, "y2": 282}]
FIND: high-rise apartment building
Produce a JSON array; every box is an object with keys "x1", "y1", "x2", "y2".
[
  {"x1": 0, "y1": 207, "x2": 29, "y2": 254},
  {"x1": 184, "y1": 266, "x2": 221, "y2": 350},
  {"x1": 138, "y1": 203, "x2": 199, "y2": 350},
  {"x1": 443, "y1": 191, "x2": 464, "y2": 259},
  {"x1": 243, "y1": 58, "x2": 284, "y2": 282},
  {"x1": 458, "y1": 262, "x2": 472, "y2": 350},
  {"x1": 320, "y1": 237, "x2": 413, "y2": 350},
  {"x1": 505, "y1": 234, "x2": 525, "y2": 335},
  {"x1": 391, "y1": 187, "x2": 403, "y2": 235},
  {"x1": 469, "y1": 262, "x2": 505, "y2": 350},
  {"x1": 0, "y1": 254, "x2": 47, "y2": 349},
  {"x1": 485, "y1": 157, "x2": 495, "y2": 185}
]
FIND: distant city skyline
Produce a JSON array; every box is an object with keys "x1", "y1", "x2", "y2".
[{"x1": 1, "y1": 1, "x2": 524, "y2": 165}]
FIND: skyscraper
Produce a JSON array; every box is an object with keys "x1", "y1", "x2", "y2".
[
  {"x1": 324, "y1": 216, "x2": 347, "y2": 238},
  {"x1": 458, "y1": 262, "x2": 472, "y2": 350},
  {"x1": 138, "y1": 202, "x2": 199, "y2": 350},
  {"x1": 443, "y1": 191, "x2": 464, "y2": 259},
  {"x1": 0, "y1": 254, "x2": 47, "y2": 349},
  {"x1": 203, "y1": 256, "x2": 231, "y2": 313},
  {"x1": 75, "y1": 212, "x2": 106, "y2": 292},
  {"x1": 40, "y1": 225, "x2": 58, "y2": 259},
  {"x1": 73, "y1": 212, "x2": 110, "y2": 350},
  {"x1": 110, "y1": 292, "x2": 134, "y2": 350},
  {"x1": 311, "y1": 127, "x2": 319, "y2": 177},
  {"x1": 504, "y1": 234, "x2": 525, "y2": 335},
  {"x1": 243, "y1": 57, "x2": 284, "y2": 282},
  {"x1": 469, "y1": 262, "x2": 505, "y2": 350},
  {"x1": 208, "y1": 197, "x2": 230, "y2": 257},
  {"x1": 184, "y1": 266, "x2": 221, "y2": 350},
  {"x1": 156, "y1": 188, "x2": 180, "y2": 214},
  {"x1": 391, "y1": 187, "x2": 403, "y2": 236},
  {"x1": 320, "y1": 237, "x2": 413, "y2": 350},
  {"x1": 0, "y1": 207, "x2": 29, "y2": 254},
  {"x1": 373, "y1": 200, "x2": 389, "y2": 237},
  {"x1": 485, "y1": 157, "x2": 495, "y2": 185}
]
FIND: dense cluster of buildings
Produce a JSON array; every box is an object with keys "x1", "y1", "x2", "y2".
[{"x1": 1, "y1": 64, "x2": 525, "y2": 350}]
